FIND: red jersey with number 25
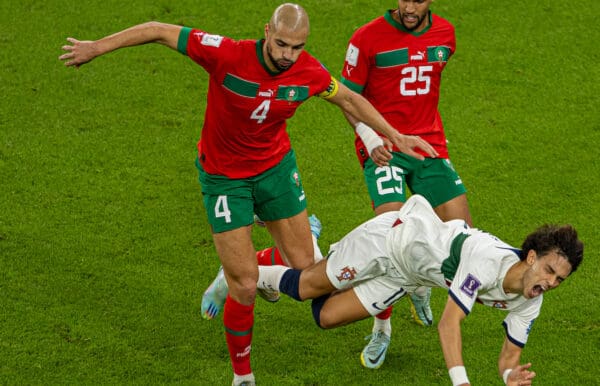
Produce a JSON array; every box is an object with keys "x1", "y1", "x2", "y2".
[
  {"x1": 341, "y1": 12, "x2": 455, "y2": 159},
  {"x1": 179, "y1": 28, "x2": 332, "y2": 178}
]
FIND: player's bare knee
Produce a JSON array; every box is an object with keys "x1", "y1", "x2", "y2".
[
  {"x1": 228, "y1": 278, "x2": 258, "y2": 303},
  {"x1": 316, "y1": 311, "x2": 338, "y2": 329}
]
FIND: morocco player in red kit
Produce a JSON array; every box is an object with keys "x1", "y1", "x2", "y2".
[
  {"x1": 340, "y1": 0, "x2": 474, "y2": 370},
  {"x1": 60, "y1": 3, "x2": 437, "y2": 385}
]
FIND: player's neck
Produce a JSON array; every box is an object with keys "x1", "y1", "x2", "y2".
[
  {"x1": 503, "y1": 262, "x2": 527, "y2": 295},
  {"x1": 261, "y1": 40, "x2": 283, "y2": 75}
]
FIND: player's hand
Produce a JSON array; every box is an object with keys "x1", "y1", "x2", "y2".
[
  {"x1": 506, "y1": 363, "x2": 536, "y2": 386},
  {"x1": 369, "y1": 145, "x2": 392, "y2": 166},
  {"x1": 389, "y1": 132, "x2": 438, "y2": 160},
  {"x1": 59, "y1": 38, "x2": 97, "y2": 68}
]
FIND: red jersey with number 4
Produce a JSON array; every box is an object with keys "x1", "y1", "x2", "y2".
[
  {"x1": 341, "y1": 11, "x2": 455, "y2": 159},
  {"x1": 180, "y1": 28, "x2": 332, "y2": 178}
]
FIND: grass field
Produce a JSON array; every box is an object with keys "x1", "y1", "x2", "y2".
[{"x1": 2, "y1": 0, "x2": 599, "y2": 384}]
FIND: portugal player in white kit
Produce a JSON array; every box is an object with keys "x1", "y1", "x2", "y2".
[{"x1": 257, "y1": 195, "x2": 584, "y2": 386}]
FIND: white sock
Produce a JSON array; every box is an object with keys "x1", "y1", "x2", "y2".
[
  {"x1": 373, "y1": 317, "x2": 392, "y2": 336},
  {"x1": 312, "y1": 234, "x2": 323, "y2": 262},
  {"x1": 414, "y1": 286, "x2": 428, "y2": 297},
  {"x1": 257, "y1": 266, "x2": 290, "y2": 291},
  {"x1": 233, "y1": 372, "x2": 254, "y2": 385}
]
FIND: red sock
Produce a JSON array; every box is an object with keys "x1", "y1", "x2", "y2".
[
  {"x1": 376, "y1": 306, "x2": 393, "y2": 320},
  {"x1": 223, "y1": 295, "x2": 254, "y2": 376},
  {"x1": 256, "y1": 246, "x2": 287, "y2": 266}
]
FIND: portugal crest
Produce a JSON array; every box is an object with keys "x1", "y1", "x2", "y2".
[{"x1": 336, "y1": 266, "x2": 357, "y2": 282}]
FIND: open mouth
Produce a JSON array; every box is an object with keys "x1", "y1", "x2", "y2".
[
  {"x1": 404, "y1": 16, "x2": 418, "y2": 24},
  {"x1": 531, "y1": 284, "x2": 547, "y2": 297}
]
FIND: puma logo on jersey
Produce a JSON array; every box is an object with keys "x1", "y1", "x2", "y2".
[
  {"x1": 258, "y1": 89, "x2": 274, "y2": 97},
  {"x1": 410, "y1": 51, "x2": 426, "y2": 61}
]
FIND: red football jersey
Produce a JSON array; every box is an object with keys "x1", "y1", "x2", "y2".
[
  {"x1": 341, "y1": 12, "x2": 455, "y2": 159},
  {"x1": 180, "y1": 28, "x2": 332, "y2": 178}
]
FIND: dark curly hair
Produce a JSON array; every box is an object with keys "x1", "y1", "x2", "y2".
[{"x1": 520, "y1": 224, "x2": 583, "y2": 274}]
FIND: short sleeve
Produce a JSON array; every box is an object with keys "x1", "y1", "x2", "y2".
[
  {"x1": 340, "y1": 32, "x2": 369, "y2": 93},
  {"x1": 502, "y1": 297, "x2": 542, "y2": 347}
]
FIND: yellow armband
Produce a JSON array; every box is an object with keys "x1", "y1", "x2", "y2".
[{"x1": 317, "y1": 76, "x2": 339, "y2": 99}]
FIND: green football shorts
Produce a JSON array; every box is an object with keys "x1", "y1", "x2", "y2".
[
  {"x1": 196, "y1": 150, "x2": 307, "y2": 233},
  {"x1": 363, "y1": 154, "x2": 467, "y2": 209}
]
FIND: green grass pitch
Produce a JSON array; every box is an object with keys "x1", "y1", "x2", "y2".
[{"x1": 1, "y1": 0, "x2": 599, "y2": 384}]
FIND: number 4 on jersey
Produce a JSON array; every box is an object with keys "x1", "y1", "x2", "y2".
[{"x1": 251, "y1": 100, "x2": 271, "y2": 123}]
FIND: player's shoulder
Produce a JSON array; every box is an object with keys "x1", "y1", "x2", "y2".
[
  {"x1": 463, "y1": 229, "x2": 520, "y2": 259},
  {"x1": 296, "y1": 50, "x2": 329, "y2": 74},
  {"x1": 351, "y1": 14, "x2": 388, "y2": 38},
  {"x1": 187, "y1": 29, "x2": 250, "y2": 51},
  {"x1": 431, "y1": 13, "x2": 455, "y2": 32}
]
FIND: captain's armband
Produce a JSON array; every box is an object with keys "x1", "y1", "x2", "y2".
[{"x1": 317, "y1": 76, "x2": 339, "y2": 99}]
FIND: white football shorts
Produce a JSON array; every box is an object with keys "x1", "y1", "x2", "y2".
[{"x1": 325, "y1": 211, "x2": 409, "y2": 316}]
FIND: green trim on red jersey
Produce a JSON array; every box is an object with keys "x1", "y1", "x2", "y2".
[
  {"x1": 375, "y1": 48, "x2": 409, "y2": 68},
  {"x1": 384, "y1": 10, "x2": 433, "y2": 36},
  {"x1": 340, "y1": 76, "x2": 364, "y2": 93},
  {"x1": 256, "y1": 39, "x2": 280, "y2": 76},
  {"x1": 177, "y1": 27, "x2": 192, "y2": 55},
  {"x1": 222, "y1": 74, "x2": 259, "y2": 98}
]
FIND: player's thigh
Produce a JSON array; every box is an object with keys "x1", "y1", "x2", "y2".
[
  {"x1": 434, "y1": 193, "x2": 472, "y2": 224},
  {"x1": 409, "y1": 158, "x2": 467, "y2": 208},
  {"x1": 318, "y1": 288, "x2": 371, "y2": 328},
  {"x1": 254, "y1": 149, "x2": 307, "y2": 221},
  {"x1": 353, "y1": 276, "x2": 408, "y2": 316},
  {"x1": 253, "y1": 150, "x2": 312, "y2": 267},
  {"x1": 196, "y1": 159, "x2": 255, "y2": 232},
  {"x1": 266, "y1": 210, "x2": 314, "y2": 269}
]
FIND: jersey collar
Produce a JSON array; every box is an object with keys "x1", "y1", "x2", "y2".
[
  {"x1": 384, "y1": 9, "x2": 433, "y2": 36},
  {"x1": 256, "y1": 39, "x2": 281, "y2": 76}
]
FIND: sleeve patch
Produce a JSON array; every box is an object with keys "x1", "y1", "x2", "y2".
[
  {"x1": 345, "y1": 43, "x2": 359, "y2": 67},
  {"x1": 200, "y1": 33, "x2": 224, "y2": 47},
  {"x1": 459, "y1": 273, "x2": 481, "y2": 298}
]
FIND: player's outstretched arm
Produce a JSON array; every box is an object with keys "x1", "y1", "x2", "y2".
[
  {"x1": 437, "y1": 296, "x2": 470, "y2": 386},
  {"x1": 327, "y1": 81, "x2": 438, "y2": 160},
  {"x1": 59, "y1": 22, "x2": 182, "y2": 68},
  {"x1": 498, "y1": 338, "x2": 536, "y2": 385},
  {"x1": 341, "y1": 110, "x2": 392, "y2": 167}
]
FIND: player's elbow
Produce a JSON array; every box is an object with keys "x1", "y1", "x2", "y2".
[
  {"x1": 437, "y1": 315, "x2": 456, "y2": 339},
  {"x1": 141, "y1": 21, "x2": 177, "y2": 44}
]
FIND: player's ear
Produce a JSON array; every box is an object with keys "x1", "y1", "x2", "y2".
[{"x1": 526, "y1": 250, "x2": 537, "y2": 265}]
